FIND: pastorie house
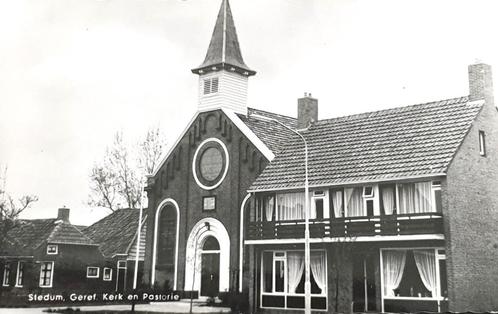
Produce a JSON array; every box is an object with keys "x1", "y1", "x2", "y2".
[{"x1": 142, "y1": 0, "x2": 498, "y2": 313}]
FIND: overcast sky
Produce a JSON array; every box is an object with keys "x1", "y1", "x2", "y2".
[{"x1": 1, "y1": 0, "x2": 497, "y2": 226}]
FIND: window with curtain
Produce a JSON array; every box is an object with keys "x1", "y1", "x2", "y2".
[
  {"x1": 261, "y1": 250, "x2": 327, "y2": 310},
  {"x1": 255, "y1": 195, "x2": 276, "y2": 222},
  {"x1": 381, "y1": 185, "x2": 396, "y2": 215},
  {"x1": 276, "y1": 193, "x2": 306, "y2": 221},
  {"x1": 345, "y1": 187, "x2": 365, "y2": 217},
  {"x1": 382, "y1": 249, "x2": 444, "y2": 299},
  {"x1": 398, "y1": 182, "x2": 434, "y2": 214},
  {"x1": 331, "y1": 190, "x2": 343, "y2": 218}
]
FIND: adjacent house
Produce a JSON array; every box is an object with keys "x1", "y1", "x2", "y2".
[
  {"x1": 143, "y1": 0, "x2": 498, "y2": 313},
  {"x1": 0, "y1": 208, "x2": 108, "y2": 304},
  {"x1": 82, "y1": 208, "x2": 147, "y2": 292}
]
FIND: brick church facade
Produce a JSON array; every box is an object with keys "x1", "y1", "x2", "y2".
[{"x1": 142, "y1": 0, "x2": 498, "y2": 313}]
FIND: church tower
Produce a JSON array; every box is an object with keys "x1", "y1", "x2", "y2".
[{"x1": 191, "y1": 0, "x2": 256, "y2": 115}]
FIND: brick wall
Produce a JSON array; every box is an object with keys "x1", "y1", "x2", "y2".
[
  {"x1": 144, "y1": 109, "x2": 269, "y2": 293},
  {"x1": 445, "y1": 100, "x2": 498, "y2": 311}
]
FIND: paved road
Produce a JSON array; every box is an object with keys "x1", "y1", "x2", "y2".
[{"x1": 0, "y1": 300, "x2": 232, "y2": 313}]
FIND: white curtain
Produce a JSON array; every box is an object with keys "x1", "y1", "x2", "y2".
[
  {"x1": 415, "y1": 182, "x2": 433, "y2": 213},
  {"x1": 332, "y1": 190, "x2": 343, "y2": 218},
  {"x1": 287, "y1": 252, "x2": 305, "y2": 293},
  {"x1": 310, "y1": 252, "x2": 326, "y2": 294},
  {"x1": 413, "y1": 250, "x2": 437, "y2": 297},
  {"x1": 383, "y1": 250, "x2": 407, "y2": 296},
  {"x1": 277, "y1": 193, "x2": 305, "y2": 220},
  {"x1": 265, "y1": 196, "x2": 274, "y2": 222},
  {"x1": 398, "y1": 182, "x2": 433, "y2": 214},
  {"x1": 345, "y1": 187, "x2": 365, "y2": 217},
  {"x1": 382, "y1": 186, "x2": 395, "y2": 215}
]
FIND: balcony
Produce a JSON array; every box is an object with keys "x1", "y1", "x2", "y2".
[{"x1": 246, "y1": 213, "x2": 444, "y2": 241}]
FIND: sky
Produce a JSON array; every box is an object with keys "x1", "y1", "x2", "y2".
[{"x1": 0, "y1": 0, "x2": 497, "y2": 226}]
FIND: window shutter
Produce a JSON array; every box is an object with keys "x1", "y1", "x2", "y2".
[
  {"x1": 211, "y1": 77, "x2": 219, "y2": 93},
  {"x1": 203, "y1": 79, "x2": 211, "y2": 94}
]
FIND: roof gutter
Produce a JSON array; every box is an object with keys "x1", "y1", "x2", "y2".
[{"x1": 248, "y1": 173, "x2": 447, "y2": 193}]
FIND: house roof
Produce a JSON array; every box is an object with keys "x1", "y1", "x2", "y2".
[
  {"x1": 1, "y1": 218, "x2": 95, "y2": 256},
  {"x1": 250, "y1": 96, "x2": 483, "y2": 191},
  {"x1": 191, "y1": 0, "x2": 255, "y2": 76},
  {"x1": 83, "y1": 208, "x2": 147, "y2": 258},
  {"x1": 240, "y1": 108, "x2": 298, "y2": 154},
  {"x1": 47, "y1": 222, "x2": 96, "y2": 246}
]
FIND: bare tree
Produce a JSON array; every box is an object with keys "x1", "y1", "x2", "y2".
[
  {"x1": 88, "y1": 127, "x2": 166, "y2": 212},
  {"x1": 0, "y1": 165, "x2": 39, "y2": 221},
  {"x1": 0, "y1": 164, "x2": 39, "y2": 256},
  {"x1": 139, "y1": 127, "x2": 166, "y2": 175}
]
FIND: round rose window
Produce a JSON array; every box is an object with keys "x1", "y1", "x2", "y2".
[
  {"x1": 192, "y1": 138, "x2": 229, "y2": 190},
  {"x1": 200, "y1": 147, "x2": 223, "y2": 181}
]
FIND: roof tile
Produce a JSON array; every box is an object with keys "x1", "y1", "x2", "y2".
[{"x1": 250, "y1": 96, "x2": 482, "y2": 191}]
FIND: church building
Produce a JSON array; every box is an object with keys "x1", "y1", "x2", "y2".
[{"x1": 143, "y1": 0, "x2": 498, "y2": 313}]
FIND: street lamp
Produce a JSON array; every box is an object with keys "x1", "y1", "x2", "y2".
[
  {"x1": 131, "y1": 175, "x2": 146, "y2": 312},
  {"x1": 249, "y1": 113, "x2": 311, "y2": 314},
  {"x1": 133, "y1": 176, "x2": 146, "y2": 290},
  {"x1": 189, "y1": 222, "x2": 211, "y2": 314}
]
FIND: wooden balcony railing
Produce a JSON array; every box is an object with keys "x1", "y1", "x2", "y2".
[{"x1": 246, "y1": 213, "x2": 444, "y2": 241}]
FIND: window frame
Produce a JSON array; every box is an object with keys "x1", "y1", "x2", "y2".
[
  {"x1": 86, "y1": 266, "x2": 100, "y2": 278},
  {"x1": 260, "y1": 249, "x2": 328, "y2": 311},
  {"x1": 39, "y1": 261, "x2": 54, "y2": 288},
  {"x1": 47, "y1": 244, "x2": 58, "y2": 255},
  {"x1": 15, "y1": 261, "x2": 24, "y2": 287},
  {"x1": 311, "y1": 190, "x2": 329, "y2": 220},
  {"x1": 103, "y1": 267, "x2": 112, "y2": 281},
  {"x1": 117, "y1": 260, "x2": 127, "y2": 269},
  {"x1": 395, "y1": 181, "x2": 442, "y2": 214},
  {"x1": 2, "y1": 263, "x2": 10, "y2": 287},
  {"x1": 330, "y1": 188, "x2": 344, "y2": 218},
  {"x1": 202, "y1": 196, "x2": 217, "y2": 211},
  {"x1": 479, "y1": 130, "x2": 486, "y2": 156},
  {"x1": 203, "y1": 77, "x2": 220, "y2": 95},
  {"x1": 380, "y1": 247, "x2": 447, "y2": 303}
]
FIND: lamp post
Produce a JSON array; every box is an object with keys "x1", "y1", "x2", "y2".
[
  {"x1": 189, "y1": 222, "x2": 211, "y2": 314},
  {"x1": 249, "y1": 114, "x2": 311, "y2": 314},
  {"x1": 131, "y1": 176, "x2": 146, "y2": 313},
  {"x1": 133, "y1": 177, "x2": 146, "y2": 290}
]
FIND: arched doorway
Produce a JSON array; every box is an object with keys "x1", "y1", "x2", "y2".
[
  {"x1": 200, "y1": 236, "x2": 220, "y2": 297},
  {"x1": 184, "y1": 218, "x2": 230, "y2": 294}
]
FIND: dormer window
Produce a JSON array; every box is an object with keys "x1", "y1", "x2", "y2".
[
  {"x1": 47, "y1": 244, "x2": 58, "y2": 255},
  {"x1": 203, "y1": 77, "x2": 219, "y2": 95}
]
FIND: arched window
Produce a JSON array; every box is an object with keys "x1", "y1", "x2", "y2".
[
  {"x1": 202, "y1": 236, "x2": 220, "y2": 251},
  {"x1": 157, "y1": 205, "x2": 177, "y2": 270}
]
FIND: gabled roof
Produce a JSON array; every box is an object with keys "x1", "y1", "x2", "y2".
[
  {"x1": 83, "y1": 208, "x2": 147, "y2": 259},
  {"x1": 152, "y1": 107, "x2": 296, "y2": 177},
  {"x1": 192, "y1": 0, "x2": 255, "y2": 76},
  {"x1": 240, "y1": 108, "x2": 298, "y2": 154},
  {"x1": 47, "y1": 222, "x2": 96, "y2": 246},
  {"x1": 1, "y1": 219, "x2": 56, "y2": 256},
  {"x1": 250, "y1": 96, "x2": 484, "y2": 191},
  {"x1": 1, "y1": 218, "x2": 95, "y2": 256}
]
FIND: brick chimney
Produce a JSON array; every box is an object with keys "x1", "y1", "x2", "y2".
[
  {"x1": 297, "y1": 93, "x2": 318, "y2": 129},
  {"x1": 469, "y1": 63, "x2": 494, "y2": 106},
  {"x1": 57, "y1": 207, "x2": 70, "y2": 223}
]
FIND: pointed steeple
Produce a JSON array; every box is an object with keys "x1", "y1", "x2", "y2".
[{"x1": 192, "y1": 0, "x2": 255, "y2": 76}]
